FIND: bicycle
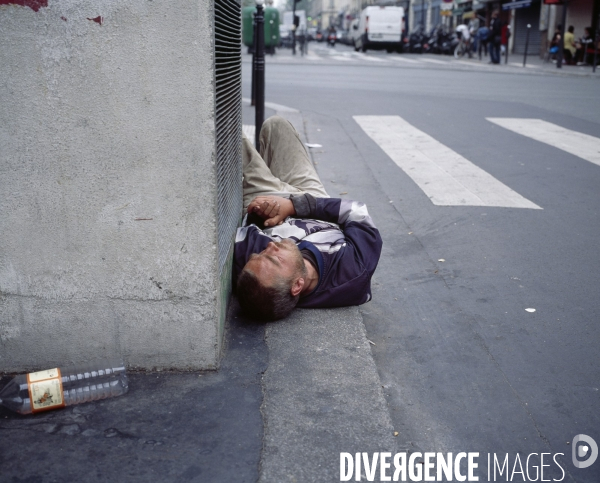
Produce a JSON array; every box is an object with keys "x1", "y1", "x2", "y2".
[{"x1": 454, "y1": 32, "x2": 472, "y2": 59}]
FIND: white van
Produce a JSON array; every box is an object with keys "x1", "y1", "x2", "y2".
[
  {"x1": 353, "y1": 6, "x2": 405, "y2": 53},
  {"x1": 282, "y1": 10, "x2": 307, "y2": 32}
]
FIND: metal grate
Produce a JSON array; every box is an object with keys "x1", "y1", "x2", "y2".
[
  {"x1": 513, "y1": 2, "x2": 541, "y2": 55},
  {"x1": 214, "y1": 0, "x2": 242, "y2": 276}
]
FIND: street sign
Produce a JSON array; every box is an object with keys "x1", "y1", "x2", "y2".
[{"x1": 502, "y1": 0, "x2": 531, "y2": 9}]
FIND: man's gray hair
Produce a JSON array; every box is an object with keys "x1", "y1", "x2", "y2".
[{"x1": 236, "y1": 269, "x2": 299, "y2": 321}]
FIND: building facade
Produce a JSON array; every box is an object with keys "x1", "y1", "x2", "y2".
[{"x1": 0, "y1": 0, "x2": 242, "y2": 372}]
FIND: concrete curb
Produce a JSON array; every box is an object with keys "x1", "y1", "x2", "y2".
[{"x1": 259, "y1": 308, "x2": 398, "y2": 483}]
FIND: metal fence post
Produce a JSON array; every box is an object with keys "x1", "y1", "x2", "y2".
[
  {"x1": 523, "y1": 24, "x2": 530, "y2": 67},
  {"x1": 594, "y1": 21, "x2": 599, "y2": 73},
  {"x1": 292, "y1": 0, "x2": 297, "y2": 55},
  {"x1": 254, "y1": 0, "x2": 265, "y2": 150}
]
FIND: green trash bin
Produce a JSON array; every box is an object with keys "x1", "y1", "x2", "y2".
[{"x1": 242, "y1": 6, "x2": 280, "y2": 53}]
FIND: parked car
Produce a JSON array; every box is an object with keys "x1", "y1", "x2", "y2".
[
  {"x1": 349, "y1": 18, "x2": 360, "y2": 46},
  {"x1": 337, "y1": 30, "x2": 352, "y2": 45},
  {"x1": 279, "y1": 24, "x2": 292, "y2": 48},
  {"x1": 353, "y1": 6, "x2": 405, "y2": 53}
]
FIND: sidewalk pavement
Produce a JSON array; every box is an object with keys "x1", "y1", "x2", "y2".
[
  {"x1": 0, "y1": 306, "x2": 266, "y2": 482},
  {"x1": 244, "y1": 43, "x2": 599, "y2": 78},
  {"x1": 0, "y1": 106, "x2": 395, "y2": 483}
]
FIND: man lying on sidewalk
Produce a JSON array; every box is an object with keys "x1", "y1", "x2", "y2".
[{"x1": 234, "y1": 116, "x2": 383, "y2": 321}]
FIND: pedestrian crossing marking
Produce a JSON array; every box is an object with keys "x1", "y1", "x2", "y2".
[
  {"x1": 354, "y1": 115, "x2": 542, "y2": 209},
  {"x1": 354, "y1": 53, "x2": 386, "y2": 62},
  {"x1": 419, "y1": 58, "x2": 447, "y2": 64},
  {"x1": 388, "y1": 56, "x2": 421, "y2": 64},
  {"x1": 329, "y1": 55, "x2": 354, "y2": 62},
  {"x1": 487, "y1": 118, "x2": 600, "y2": 167}
]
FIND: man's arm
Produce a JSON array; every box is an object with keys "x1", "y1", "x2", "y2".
[{"x1": 290, "y1": 193, "x2": 382, "y2": 274}]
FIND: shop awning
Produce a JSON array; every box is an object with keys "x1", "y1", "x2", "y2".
[{"x1": 502, "y1": 0, "x2": 533, "y2": 8}]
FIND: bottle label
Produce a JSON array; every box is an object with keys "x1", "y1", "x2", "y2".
[
  {"x1": 28, "y1": 368, "x2": 60, "y2": 383},
  {"x1": 27, "y1": 368, "x2": 65, "y2": 413}
]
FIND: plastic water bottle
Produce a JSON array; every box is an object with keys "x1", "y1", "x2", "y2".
[{"x1": 0, "y1": 360, "x2": 128, "y2": 415}]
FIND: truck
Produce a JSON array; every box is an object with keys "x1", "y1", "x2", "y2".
[
  {"x1": 282, "y1": 10, "x2": 307, "y2": 32},
  {"x1": 352, "y1": 6, "x2": 405, "y2": 53},
  {"x1": 242, "y1": 6, "x2": 280, "y2": 53}
]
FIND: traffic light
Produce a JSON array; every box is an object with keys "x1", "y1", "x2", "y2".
[{"x1": 294, "y1": 15, "x2": 300, "y2": 27}]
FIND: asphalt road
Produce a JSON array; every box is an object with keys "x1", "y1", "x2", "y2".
[{"x1": 244, "y1": 44, "x2": 600, "y2": 482}]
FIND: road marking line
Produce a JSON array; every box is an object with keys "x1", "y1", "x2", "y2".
[
  {"x1": 242, "y1": 124, "x2": 255, "y2": 139},
  {"x1": 419, "y1": 58, "x2": 448, "y2": 64},
  {"x1": 353, "y1": 53, "x2": 387, "y2": 62},
  {"x1": 354, "y1": 115, "x2": 541, "y2": 209},
  {"x1": 455, "y1": 60, "x2": 478, "y2": 66},
  {"x1": 388, "y1": 56, "x2": 421, "y2": 64},
  {"x1": 487, "y1": 118, "x2": 600, "y2": 167},
  {"x1": 509, "y1": 62, "x2": 539, "y2": 68},
  {"x1": 329, "y1": 55, "x2": 355, "y2": 61}
]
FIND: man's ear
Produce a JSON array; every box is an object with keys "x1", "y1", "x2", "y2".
[{"x1": 290, "y1": 277, "x2": 304, "y2": 297}]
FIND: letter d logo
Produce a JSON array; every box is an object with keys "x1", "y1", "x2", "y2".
[{"x1": 572, "y1": 434, "x2": 598, "y2": 469}]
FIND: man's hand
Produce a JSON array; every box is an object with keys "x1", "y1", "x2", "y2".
[{"x1": 247, "y1": 196, "x2": 296, "y2": 227}]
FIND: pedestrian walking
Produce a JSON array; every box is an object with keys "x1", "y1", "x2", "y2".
[
  {"x1": 477, "y1": 25, "x2": 490, "y2": 58},
  {"x1": 489, "y1": 10, "x2": 502, "y2": 64}
]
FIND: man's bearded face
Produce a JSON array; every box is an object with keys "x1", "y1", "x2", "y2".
[{"x1": 245, "y1": 239, "x2": 307, "y2": 287}]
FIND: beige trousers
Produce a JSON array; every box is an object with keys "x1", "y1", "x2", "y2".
[{"x1": 242, "y1": 116, "x2": 329, "y2": 210}]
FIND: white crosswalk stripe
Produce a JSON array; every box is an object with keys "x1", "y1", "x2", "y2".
[
  {"x1": 388, "y1": 56, "x2": 421, "y2": 64},
  {"x1": 299, "y1": 47, "x2": 488, "y2": 67},
  {"x1": 419, "y1": 58, "x2": 448, "y2": 64},
  {"x1": 487, "y1": 118, "x2": 600, "y2": 167},
  {"x1": 353, "y1": 53, "x2": 386, "y2": 62},
  {"x1": 329, "y1": 55, "x2": 355, "y2": 62},
  {"x1": 354, "y1": 115, "x2": 542, "y2": 209}
]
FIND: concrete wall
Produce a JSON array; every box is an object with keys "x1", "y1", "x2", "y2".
[{"x1": 0, "y1": 1, "x2": 222, "y2": 371}]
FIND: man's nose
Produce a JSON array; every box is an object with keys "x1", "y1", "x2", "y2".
[{"x1": 266, "y1": 242, "x2": 279, "y2": 252}]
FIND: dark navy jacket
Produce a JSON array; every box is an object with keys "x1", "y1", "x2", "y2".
[{"x1": 233, "y1": 195, "x2": 383, "y2": 308}]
